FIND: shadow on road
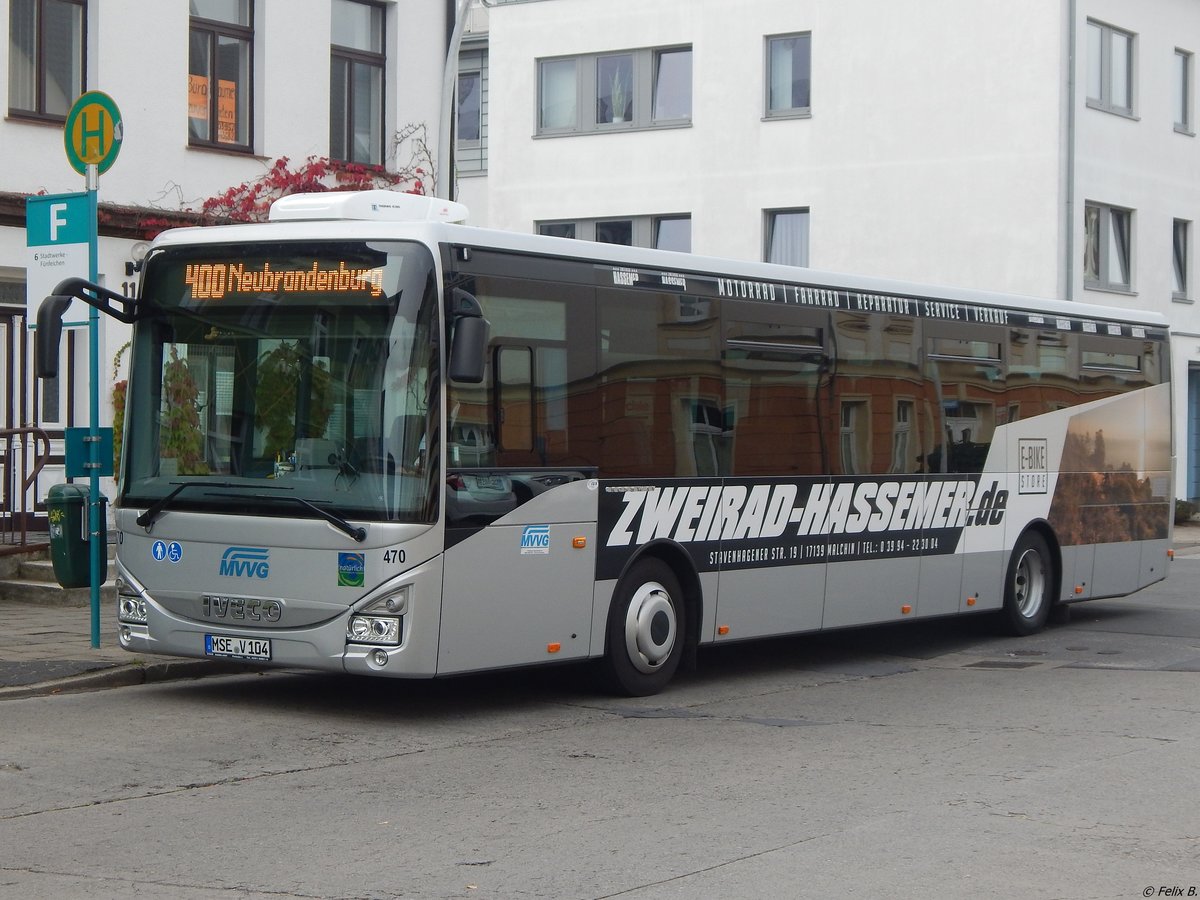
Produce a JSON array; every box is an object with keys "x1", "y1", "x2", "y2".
[{"x1": 153, "y1": 610, "x2": 1040, "y2": 718}]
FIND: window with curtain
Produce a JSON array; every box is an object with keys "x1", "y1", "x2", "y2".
[
  {"x1": 538, "y1": 58, "x2": 577, "y2": 131},
  {"x1": 537, "y1": 46, "x2": 692, "y2": 134},
  {"x1": 1083, "y1": 202, "x2": 1133, "y2": 292},
  {"x1": 765, "y1": 209, "x2": 810, "y2": 267},
  {"x1": 189, "y1": 0, "x2": 253, "y2": 151},
  {"x1": 330, "y1": 0, "x2": 384, "y2": 165},
  {"x1": 765, "y1": 32, "x2": 811, "y2": 117},
  {"x1": 8, "y1": 0, "x2": 85, "y2": 120}
]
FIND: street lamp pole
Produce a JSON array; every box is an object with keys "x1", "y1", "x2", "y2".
[{"x1": 437, "y1": 0, "x2": 475, "y2": 200}]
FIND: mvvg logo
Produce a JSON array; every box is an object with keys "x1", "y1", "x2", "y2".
[
  {"x1": 219, "y1": 546, "x2": 270, "y2": 579},
  {"x1": 520, "y1": 525, "x2": 550, "y2": 555}
]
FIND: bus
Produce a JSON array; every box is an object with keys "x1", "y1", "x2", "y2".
[{"x1": 38, "y1": 190, "x2": 1173, "y2": 695}]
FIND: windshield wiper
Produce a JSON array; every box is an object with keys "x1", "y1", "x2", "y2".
[
  {"x1": 135, "y1": 481, "x2": 274, "y2": 529},
  {"x1": 209, "y1": 492, "x2": 367, "y2": 542}
]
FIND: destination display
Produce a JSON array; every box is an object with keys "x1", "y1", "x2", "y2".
[{"x1": 183, "y1": 259, "x2": 387, "y2": 300}]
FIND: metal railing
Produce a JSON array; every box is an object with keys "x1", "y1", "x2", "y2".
[{"x1": 0, "y1": 426, "x2": 52, "y2": 552}]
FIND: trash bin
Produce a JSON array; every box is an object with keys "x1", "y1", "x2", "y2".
[{"x1": 46, "y1": 483, "x2": 107, "y2": 589}]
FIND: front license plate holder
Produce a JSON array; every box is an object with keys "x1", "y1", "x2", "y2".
[{"x1": 205, "y1": 634, "x2": 272, "y2": 661}]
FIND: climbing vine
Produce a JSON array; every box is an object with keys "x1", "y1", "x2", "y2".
[{"x1": 197, "y1": 123, "x2": 434, "y2": 224}]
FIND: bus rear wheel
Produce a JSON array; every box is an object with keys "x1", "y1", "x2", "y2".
[
  {"x1": 1001, "y1": 531, "x2": 1053, "y2": 636},
  {"x1": 603, "y1": 558, "x2": 684, "y2": 696}
]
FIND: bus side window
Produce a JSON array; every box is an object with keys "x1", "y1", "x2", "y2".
[
  {"x1": 496, "y1": 345, "x2": 535, "y2": 460},
  {"x1": 923, "y1": 327, "x2": 1006, "y2": 474},
  {"x1": 833, "y1": 312, "x2": 925, "y2": 475},
  {"x1": 724, "y1": 302, "x2": 825, "y2": 477}
]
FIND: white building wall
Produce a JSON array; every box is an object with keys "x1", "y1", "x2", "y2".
[
  {"x1": 470, "y1": 0, "x2": 1066, "y2": 299},
  {"x1": 6, "y1": 0, "x2": 445, "y2": 209},
  {"x1": 1073, "y1": 0, "x2": 1200, "y2": 498},
  {"x1": 0, "y1": 0, "x2": 446, "y2": 511}
]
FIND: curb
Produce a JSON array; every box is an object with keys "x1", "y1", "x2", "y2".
[{"x1": 0, "y1": 659, "x2": 257, "y2": 701}]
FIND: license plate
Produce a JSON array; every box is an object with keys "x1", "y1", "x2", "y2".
[{"x1": 205, "y1": 634, "x2": 271, "y2": 661}]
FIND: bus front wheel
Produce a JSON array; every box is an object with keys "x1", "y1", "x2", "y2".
[
  {"x1": 1001, "y1": 531, "x2": 1054, "y2": 636},
  {"x1": 603, "y1": 558, "x2": 684, "y2": 696}
]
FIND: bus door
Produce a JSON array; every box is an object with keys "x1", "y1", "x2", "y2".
[
  {"x1": 921, "y1": 323, "x2": 1007, "y2": 615},
  {"x1": 719, "y1": 299, "x2": 827, "y2": 638},
  {"x1": 440, "y1": 272, "x2": 598, "y2": 673}
]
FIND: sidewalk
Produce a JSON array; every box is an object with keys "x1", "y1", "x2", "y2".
[
  {"x1": 0, "y1": 588, "x2": 251, "y2": 701},
  {"x1": 3, "y1": 523, "x2": 1200, "y2": 700}
]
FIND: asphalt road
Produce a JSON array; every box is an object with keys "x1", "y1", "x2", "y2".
[{"x1": 2, "y1": 559, "x2": 1199, "y2": 899}]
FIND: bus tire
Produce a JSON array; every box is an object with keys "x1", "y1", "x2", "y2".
[
  {"x1": 603, "y1": 558, "x2": 684, "y2": 696},
  {"x1": 1001, "y1": 530, "x2": 1053, "y2": 636}
]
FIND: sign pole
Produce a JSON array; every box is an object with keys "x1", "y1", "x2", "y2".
[
  {"x1": 61, "y1": 91, "x2": 121, "y2": 649},
  {"x1": 86, "y1": 163, "x2": 101, "y2": 648}
]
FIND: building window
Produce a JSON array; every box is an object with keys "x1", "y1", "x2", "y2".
[
  {"x1": 597, "y1": 54, "x2": 633, "y2": 124},
  {"x1": 765, "y1": 32, "x2": 811, "y2": 118},
  {"x1": 1086, "y1": 20, "x2": 1134, "y2": 117},
  {"x1": 538, "y1": 215, "x2": 690, "y2": 250},
  {"x1": 1083, "y1": 202, "x2": 1133, "y2": 292},
  {"x1": 1176, "y1": 49, "x2": 1193, "y2": 134},
  {"x1": 1174, "y1": 219, "x2": 1190, "y2": 301},
  {"x1": 330, "y1": 0, "x2": 384, "y2": 165},
  {"x1": 891, "y1": 400, "x2": 913, "y2": 474},
  {"x1": 8, "y1": 0, "x2": 85, "y2": 120},
  {"x1": 654, "y1": 216, "x2": 691, "y2": 252},
  {"x1": 189, "y1": 0, "x2": 253, "y2": 151},
  {"x1": 538, "y1": 57, "x2": 577, "y2": 131},
  {"x1": 765, "y1": 209, "x2": 810, "y2": 267},
  {"x1": 839, "y1": 400, "x2": 868, "y2": 475},
  {"x1": 457, "y1": 42, "x2": 488, "y2": 174},
  {"x1": 537, "y1": 46, "x2": 692, "y2": 135},
  {"x1": 653, "y1": 47, "x2": 692, "y2": 122},
  {"x1": 596, "y1": 219, "x2": 633, "y2": 245},
  {"x1": 538, "y1": 222, "x2": 576, "y2": 240}
]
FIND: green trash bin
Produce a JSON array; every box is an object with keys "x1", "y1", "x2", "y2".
[{"x1": 46, "y1": 484, "x2": 107, "y2": 589}]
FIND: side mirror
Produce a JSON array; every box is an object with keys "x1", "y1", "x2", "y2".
[
  {"x1": 449, "y1": 315, "x2": 488, "y2": 383},
  {"x1": 36, "y1": 294, "x2": 74, "y2": 378},
  {"x1": 447, "y1": 288, "x2": 488, "y2": 383}
]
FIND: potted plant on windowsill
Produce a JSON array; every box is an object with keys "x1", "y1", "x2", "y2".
[{"x1": 609, "y1": 70, "x2": 628, "y2": 124}]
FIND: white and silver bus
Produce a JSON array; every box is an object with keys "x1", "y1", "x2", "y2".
[{"x1": 41, "y1": 191, "x2": 1173, "y2": 695}]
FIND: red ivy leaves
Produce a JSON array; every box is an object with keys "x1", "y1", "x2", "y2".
[
  {"x1": 199, "y1": 154, "x2": 427, "y2": 224},
  {"x1": 98, "y1": 125, "x2": 436, "y2": 239}
]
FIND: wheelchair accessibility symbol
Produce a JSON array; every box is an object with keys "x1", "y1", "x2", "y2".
[{"x1": 152, "y1": 540, "x2": 183, "y2": 563}]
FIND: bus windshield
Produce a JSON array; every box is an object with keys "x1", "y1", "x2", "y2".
[{"x1": 121, "y1": 239, "x2": 440, "y2": 525}]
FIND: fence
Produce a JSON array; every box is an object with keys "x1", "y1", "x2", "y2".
[{"x1": 0, "y1": 426, "x2": 51, "y2": 553}]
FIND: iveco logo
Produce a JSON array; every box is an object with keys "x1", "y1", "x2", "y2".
[
  {"x1": 202, "y1": 594, "x2": 283, "y2": 623},
  {"x1": 219, "y1": 546, "x2": 270, "y2": 579}
]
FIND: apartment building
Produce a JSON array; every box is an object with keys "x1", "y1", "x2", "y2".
[
  {"x1": 0, "y1": 0, "x2": 446, "y2": 513},
  {"x1": 455, "y1": 0, "x2": 1200, "y2": 502}
]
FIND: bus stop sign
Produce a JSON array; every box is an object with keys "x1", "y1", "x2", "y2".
[{"x1": 64, "y1": 91, "x2": 123, "y2": 175}]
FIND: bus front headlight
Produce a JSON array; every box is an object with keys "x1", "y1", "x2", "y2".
[
  {"x1": 346, "y1": 585, "x2": 410, "y2": 646},
  {"x1": 347, "y1": 615, "x2": 400, "y2": 645},
  {"x1": 117, "y1": 590, "x2": 148, "y2": 624}
]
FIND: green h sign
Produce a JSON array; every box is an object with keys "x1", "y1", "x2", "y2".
[{"x1": 64, "y1": 91, "x2": 123, "y2": 175}]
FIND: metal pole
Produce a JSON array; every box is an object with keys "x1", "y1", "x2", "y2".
[
  {"x1": 437, "y1": 0, "x2": 474, "y2": 199},
  {"x1": 86, "y1": 163, "x2": 100, "y2": 648}
]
